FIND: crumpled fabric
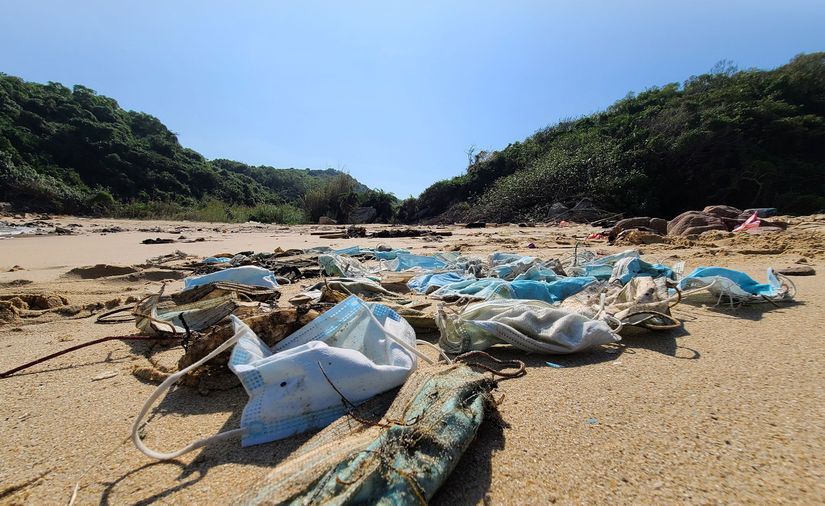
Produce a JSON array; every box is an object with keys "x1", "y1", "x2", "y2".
[
  {"x1": 513, "y1": 264, "x2": 558, "y2": 282},
  {"x1": 489, "y1": 252, "x2": 539, "y2": 280},
  {"x1": 297, "y1": 277, "x2": 398, "y2": 303},
  {"x1": 436, "y1": 299, "x2": 620, "y2": 354},
  {"x1": 608, "y1": 256, "x2": 675, "y2": 285},
  {"x1": 560, "y1": 277, "x2": 678, "y2": 329},
  {"x1": 184, "y1": 265, "x2": 279, "y2": 290},
  {"x1": 229, "y1": 295, "x2": 417, "y2": 446},
  {"x1": 567, "y1": 249, "x2": 640, "y2": 279},
  {"x1": 321, "y1": 245, "x2": 410, "y2": 260},
  {"x1": 677, "y1": 267, "x2": 791, "y2": 302},
  {"x1": 234, "y1": 364, "x2": 495, "y2": 505},
  {"x1": 386, "y1": 253, "x2": 449, "y2": 272},
  {"x1": 319, "y1": 254, "x2": 374, "y2": 278},
  {"x1": 431, "y1": 276, "x2": 596, "y2": 304},
  {"x1": 407, "y1": 271, "x2": 470, "y2": 294}
]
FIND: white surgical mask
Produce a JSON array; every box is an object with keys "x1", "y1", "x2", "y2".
[{"x1": 132, "y1": 296, "x2": 427, "y2": 460}]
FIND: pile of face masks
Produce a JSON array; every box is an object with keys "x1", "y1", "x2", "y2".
[
  {"x1": 133, "y1": 295, "x2": 420, "y2": 458},
  {"x1": 129, "y1": 243, "x2": 797, "y2": 487}
]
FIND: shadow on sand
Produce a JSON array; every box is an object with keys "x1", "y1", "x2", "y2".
[{"x1": 100, "y1": 372, "x2": 313, "y2": 503}]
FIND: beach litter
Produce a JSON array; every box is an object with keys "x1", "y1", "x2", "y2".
[
  {"x1": 1, "y1": 231, "x2": 809, "y2": 503},
  {"x1": 132, "y1": 295, "x2": 424, "y2": 458},
  {"x1": 234, "y1": 359, "x2": 520, "y2": 504}
]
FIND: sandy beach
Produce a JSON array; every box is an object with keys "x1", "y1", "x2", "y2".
[{"x1": 1, "y1": 216, "x2": 824, "y2": 504}]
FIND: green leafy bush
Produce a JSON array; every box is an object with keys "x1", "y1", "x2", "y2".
[{"x1": 408, "y1": 52, "x2": 825, "y2": 222}]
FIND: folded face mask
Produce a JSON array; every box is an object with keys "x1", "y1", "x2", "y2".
[
  {"x1": 608, "y1": 257, "x2": 675, "y2": 286},
  {"x1": 183, "y1": 265, "x2": 280, "y2": 290},
  {"x1": 436, "y1": 299, "x2": 620, "y2": 355},
  {"x1": 387, "y1": 253, "x2": 448, "y2": 272},
  {"x1": 132, "y1": 296, "x2": 422, "y2": 460},
  {"x1": 318, "y1": 253, "x2": 373, "y2": 278},
  {"x1": 676, "y1": 267, "x2": 793, "y2": 303},
  {"x1": 407, "y1": 271, "x2": 469, "y2": 294}
]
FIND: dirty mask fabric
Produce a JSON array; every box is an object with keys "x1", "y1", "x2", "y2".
[
  {"x1": 184, "y1": 265, "x2": 280, "y2": 290},
  {"x1": 132, "y1": 295, "x2": 418, "y2": 460},
  {"x1": 436, "y1": 299, "x2": 620, "y2": 354},
  {"x1": 235, "y1": 364, "x2": 497, "y2": 505},
  {"x1": 676, "y1": 267, "x2": 790, "y2": 302}
]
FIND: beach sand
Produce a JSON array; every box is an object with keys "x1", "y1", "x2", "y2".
[{"x1": 1, "y1": 216, "x2": 823, "y2": 504}]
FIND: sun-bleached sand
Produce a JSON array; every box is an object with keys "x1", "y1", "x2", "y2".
[{"x1": 1, "y1": 216, "x2": 824, "y2": 504}]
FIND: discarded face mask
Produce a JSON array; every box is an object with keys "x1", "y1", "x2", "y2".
[
  {"x1": 202, "y1": 256, "x2": 231, "y2": 264},
  {"x1": 407, "y1": 271, "x2": 469, "y2": 294},
  {"x1": 134, "y1": 292, "x2": 238, "y2": 335},
  {"x1": 609, "y1": 277, "x2": 680, "y2": 329},
  {"x1": 235, "y1": 363, "x2": 505, "y2": 504},
  {"x1": 561, "y1": 277, "x2": 680, "y2": 331},
  {"x1": 184, "y1": 265, "x2": 279, "y2": 290},
  {"x1": 133, "y1": 295, "x2": 427, "y2": 459},
  {"x1": 676, "y1": 267, "x2": 795, "y2": 304},
  {"x1": 289, "y1": 277, "x2": 399, "y2": 305},
  {"x1": 567, "y1": 249, "x2": 640, "y2": 279},
  {"x1": 513, "y1": 264, "x2": 558, "y2": 282},
  {"x1": 386, "y1": 253, "x2": 448, "y2": 272},
  {"x1": 436, "y1": 299, "x2": 620, "y2": 354},
  {"x1": 430, "y1": 276, "x2": 597, "y2": 304},
  {"x1": 318, "y1": 253, "x2": 374, "y2": 278},
  {"x1": 608, "y1": 256, "x2": 676, "y2": 286},
  {"x1": 488, "y1": 252, "x2": 539, "y2": 280}
]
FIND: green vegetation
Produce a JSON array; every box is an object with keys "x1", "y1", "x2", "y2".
[
  {"x1": 410, "y1": 53, "x2": 825, "y2": 222},
  {"x1": 3, "y1": 53, "x2": 823, "y2": 224},
  {"x1": 0, "y1": 74, "x2": 373, "y2": 222},
  {"x1": 115, "y1": 199, "x2": 306, "y2": 224}
]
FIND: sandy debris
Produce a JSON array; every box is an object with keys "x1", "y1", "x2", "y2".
[{"x1": 0, "y1": 216, "x2": 823, "y2": 504}]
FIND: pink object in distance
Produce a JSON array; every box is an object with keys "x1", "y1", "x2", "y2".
[{"x1": 733, "y1": 212, "x2": 761, "y2": 233}]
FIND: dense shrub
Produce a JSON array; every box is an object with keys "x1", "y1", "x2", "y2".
[
  {"x1": 0, "y1": 75, "x2": 368, "y2": 218},
  {"x1": 409, "y1": 53, "x2": 825, "y2": 222}
]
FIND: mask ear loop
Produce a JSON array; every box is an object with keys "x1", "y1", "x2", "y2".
[{"x1": 132, "y1": 316, "x2": 248, "y2": 460}]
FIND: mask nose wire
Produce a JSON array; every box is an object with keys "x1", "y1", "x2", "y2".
[{"x1": 132, "y1": 316, "x2": 248, "y2": 461}]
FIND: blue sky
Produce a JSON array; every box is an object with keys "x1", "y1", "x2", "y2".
[{"x1": 2, "y1": 1, "x2": 823, "y2": 197}]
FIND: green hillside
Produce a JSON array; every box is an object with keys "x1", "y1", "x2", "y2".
[
  {"x1": 407, "y1": 53, "x2": 825, "y2": 223},
  {"x1": 0, "y1": 74, "x2": 368, "y2": 221}
]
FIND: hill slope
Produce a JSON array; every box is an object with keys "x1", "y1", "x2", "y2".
[
  {"x1": 0, "y1": 74, "x2": 366, "y2": 215},
  {"x1": 409, "y1": 53, "x2": 825, "y2": 223}
]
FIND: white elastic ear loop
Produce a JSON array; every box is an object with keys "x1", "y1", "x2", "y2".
[
  {"x1": 415, "y1": 339, "x2": 453, "y2": 364},
  {"x1": 132, "y1": 319, "x2": 247, "y2": 460},
  {"x1": 356, "y1": 297, "x2": 435, "y2": 365}
]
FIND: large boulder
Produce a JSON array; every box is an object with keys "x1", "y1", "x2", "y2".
[
  {"x1": 608, "y1": 217, "x2": 668, "y2": 241},
  {"x1": 667, "y1": 211, "x2": 728, "y2": 236},
  {"x1": 318, "y1": 216, "x2": 337, "y2": 225},
  {"x1": 703, "y1": 205, "x2": 742, "y2": 219}
]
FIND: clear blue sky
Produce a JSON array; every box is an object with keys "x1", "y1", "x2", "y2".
[{"x1": 2, "y1": 1, "x2": 823, "y2": 197}]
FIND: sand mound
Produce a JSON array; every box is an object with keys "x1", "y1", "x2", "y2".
[
  {"x1": 0, "y1": 279, "x2": 33, "y2": 289},
  {"x1": 0, "y1": 292, "x2": 69, "y2": 323},
  {"x1": 65, "y1": 264, "x2": 139, "y2": 279},
  {"x1": 662, "y1": 228, "x2": 825, "y2": 259},
  {"x1": 0, "y1": 293, "x2": 68, "y2": 310}
]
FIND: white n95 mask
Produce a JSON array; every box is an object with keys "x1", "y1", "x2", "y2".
[{"x1": 133, "y1": 295, "x2": 423, "y2": 460}]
